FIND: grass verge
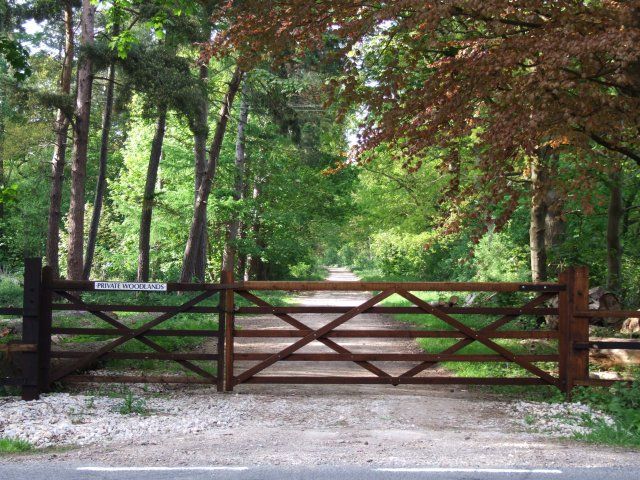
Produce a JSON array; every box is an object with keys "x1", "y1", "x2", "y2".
[
  {"x1": 569, "y1": 380, "x2": 640, "y2": 448},
  {"x1": 0, "y1": 437, "x2": 33, "y2": 455}
]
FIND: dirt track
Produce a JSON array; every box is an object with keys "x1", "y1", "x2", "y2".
[
  {"x1": 3, "y1": 268, "x2": 639, "y2": 468},
  {"x1": 232, "y1": 267, "x2": 428, "y2": 380}
]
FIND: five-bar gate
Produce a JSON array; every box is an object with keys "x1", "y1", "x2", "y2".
[{"x1": 3, "y1": 259, "x2": 639, "y2": 400}]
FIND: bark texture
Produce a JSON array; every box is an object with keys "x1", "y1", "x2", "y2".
[
  {"x1": 247, "y1": 180, "x2": 266, "y2": 280},
  {"x1": 137, "y1": 106, "x2": 168, "y2": 282},
  {"x1": 607, "y1": 169, "x2": 624, "y2": 293},
  {"x1": 222, "y1": 79, "x2": 249, "y2": 273},
  {"x1": 543, "y1": 154, "x2": 566, "y2": 275},
  {"x1": 193, "y1": 64, "x2": 209, "y2": 282},
  {"x1": 66, "y1": 0, "x2": 95, "y2": 280},
  {"x1": 46, "y1": 1, "x2": 74, "y2": 278},
  {"x1": 83, "y1": 57, "x2": 116, "y2": 280},
  {"x1": 529, "y1": 152, "x2": 549, "y2": 283},
  {"x1": 180, "y1": 66, "x2": 243, "y2": 282}
]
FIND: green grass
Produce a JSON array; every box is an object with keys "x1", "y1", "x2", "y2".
[
  {"x1": 574, "y1": 420, "x2": 640, "y2": 448},
  {"x1": 116, "y1": 391, "x2": 149, "y2": 415},
  {"x1": 0, "y1": 275, "x2": 23, "y2": 348},
  {"x1": 0, "y1": 437, "x2": 33, "y2": 454},
  {"x1": 0, "y1": 275, "x2": 23, "y2": 308}
]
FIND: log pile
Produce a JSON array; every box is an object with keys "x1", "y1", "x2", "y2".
[{"x1": 590, "y1": 338, "x2": 640, "y2": 368}]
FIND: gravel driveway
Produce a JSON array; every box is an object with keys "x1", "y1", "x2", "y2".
[{"x1": 1, "y1": 268, "x2": 638, "y2": 467}]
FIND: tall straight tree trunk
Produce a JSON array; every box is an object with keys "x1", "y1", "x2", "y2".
[
  {"x1": 222, "y1": 79, "x2": 249, "y2": 273},
  {"x1": 0, "y1": 120, "x2": 5, "y2": 256},
  {"x1": 67, "y1": 0, "x2": 95, "y2": 280},
  {"x1": 544, "y1": 153, "x2": 565, "y2": 275},
  {"x1": 46, "y1": 0, "x2": 73, "y2": 277},
  {"x1": 247, "y1": 180, "x2": 264, "y2": 280},
  {"x1": 529, "y1": 151, "x2": 549, "y2": 283},
  {"x1": 83, "y1": 55, "x2": 116, "y2": 280},
  {"x1": 180, "y1": 66, "x2": 243, "y2": 282},
  {"x1": 193, "y1": 64, "x2": 209, "y2": 282},
  {"x1": 237, "y1": 154, "x2": 253, "y2": 280},
  {"x1": 137, "y1": 106, "x2": 168, "y2": 282},
  {"x1": 607, "y1": 169, "x2": 624, "y2": 293}
]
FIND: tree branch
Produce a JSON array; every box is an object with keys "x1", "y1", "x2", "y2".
[{"x1": 589, "y1": 133, "x2": 640, "y2": 166}]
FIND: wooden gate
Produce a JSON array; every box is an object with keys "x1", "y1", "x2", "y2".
[
  {"x1": 4, "y1": 259, "x2": 640, "y2": 400},
  {"x1": 9, "y1": 258, "x2": 226, "y2": 399},
  {"x1": 223, "y1": 271, "x2": 589, "y2": 393}
]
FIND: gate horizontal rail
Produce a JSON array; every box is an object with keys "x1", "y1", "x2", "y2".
[
  {"x1": 240, "y1": 376, "x2": 550, "y2": 385},
  {"x1": 237, "y1": 306, "x2": 559, "y2": 315},
  {"x1": 234, "y1": 329, "x2": 560, "y2": 339},
  {"x1": 50, "y1": 279, "x2": 564, "y2": 292}
]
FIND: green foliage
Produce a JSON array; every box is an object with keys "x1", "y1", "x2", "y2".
[
  {"x1": 572, "y1": 381, "x2": 640, "y2": 447},
  {"x1": 0, "y1": 35, "x2": 31, "y2": 81},
  {"x1": 0, "y1": 437, "x2": 33, "y2": 454},
  {"x1": 0, "y1": 274, "x2": 22, "y2": 307},
  {"x1": 116, "y1": 391, "x2": 148, "y2": 415}
]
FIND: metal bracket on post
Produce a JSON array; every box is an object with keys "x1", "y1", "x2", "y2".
[{"x1": 21, "y1": 258, "x2": 42, "y2": 400}]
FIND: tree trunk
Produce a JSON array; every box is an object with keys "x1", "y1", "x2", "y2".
[
  {"x1": 222, "y1": 79, "x2": 249, "y2": 273},
  {"x1": 83, "y1": 54, "x2": 116, "y2": 280},
  {"x1": 529, "y1": 151, "x2": 548, "y2": 283},
  {"x1": 137, "y1": 106, "x2": 168, "y2": 282},
  {"x1": 247, "y1": 180, "x2": 265, "y2": 280},
  {"x1": 46, "y1": 1, "x2": 73, "y2": 278},
  {"x1": 193, "y1": 64, "x2": 209, "y2": 282},
  {"x1": 544, "y1": 153, "x2": 565, "y2": 275},
  {"x1": 180, "y1": 66, "x2": 243, "y2": 282},
  {"x1": 66, "y1": 0, "x2": 95, "y2": 280},
  {"x1": 606, "y1": 169, "x2": 624, "y2": 293}
]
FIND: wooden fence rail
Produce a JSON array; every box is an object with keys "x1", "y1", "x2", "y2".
[{"x1": 1, "y1": 259, "x2": 639, "y2": 399}]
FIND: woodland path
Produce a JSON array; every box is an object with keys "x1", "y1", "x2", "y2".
[{"x1": 232, "y1": 266, "x2": 431, "y2": 380}]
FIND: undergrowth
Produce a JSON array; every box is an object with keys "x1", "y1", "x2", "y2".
[{"x1": 570, "y1": 380, "x2": 640, "y2": 448}]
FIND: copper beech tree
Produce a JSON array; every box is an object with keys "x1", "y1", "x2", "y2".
[{"x1": 210, "y1": 1, "x2": 640, "y2": 239}]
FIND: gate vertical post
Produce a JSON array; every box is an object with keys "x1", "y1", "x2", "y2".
[
  {"x1": 21, "y1": 258, "x2": 42, "y2": 400},
  {"x1": 558, "y1": 266, "x2": 590, "y2": 398},
  {"x1": 557, "y1": 268, "x2": 571, "y2": 394},
  {"x1": 38, "y1": 266, "x2": 53, "y2": 393},
  {"x1": 222, "y1": 270, "x2": 235, "y2": 392},
  {"x1": 216, "y1": 280, "x2": 226, "y2": 393}
]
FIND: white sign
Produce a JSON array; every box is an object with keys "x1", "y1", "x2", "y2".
[{"x1": 94, "y1": 281, "x2": 167, "y2": 292}]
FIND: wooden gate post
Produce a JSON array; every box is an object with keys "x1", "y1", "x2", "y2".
[
  {"x1": 21, "y1": 258, "x2": 42, "y2": 400},
  {"x1": 38, "y1": 265, "x2": 53, "y2": 393},
  {"x1": 221, "y1": 270, "x2": 235, "y2": 392},
  {"x1": 216, "y1": 278, "x2": 226, "y2": 393},
  {"x1": 558, "y1": 266, "x2": 590, "y2": 398}
]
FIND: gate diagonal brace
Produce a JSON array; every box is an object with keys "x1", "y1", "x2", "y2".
[
  {"x1": 235, "y1": 289, "x2": 397, "y2": 384},
  {"x1": 236, "y1": 290, "x2": 392, "y2": 378},
  {"x1": 397, "y1": 290, "x2": 559, "y2": 387},
  {"x1": 401, "y1": 293, "x2": 556, "y2": 377},
  {"x1": 50, "y1": 290, "x2": 217, "y2": 383}
]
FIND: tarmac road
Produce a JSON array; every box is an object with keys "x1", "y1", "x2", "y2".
[{"x1": 1, "y1": 464, "x2": 639, "y2": 480}]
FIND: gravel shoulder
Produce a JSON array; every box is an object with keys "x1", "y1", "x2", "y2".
[{"x1": 1, "y1": 268, "x2": 638, "y2": 467}]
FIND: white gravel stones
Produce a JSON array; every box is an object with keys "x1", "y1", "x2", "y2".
[
  {"x1": 510, "y1": 400, "x2": 615, "y2": 437},
  {"x1": 0, "y1": 391, "x2": 254, "y2": 448}
]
